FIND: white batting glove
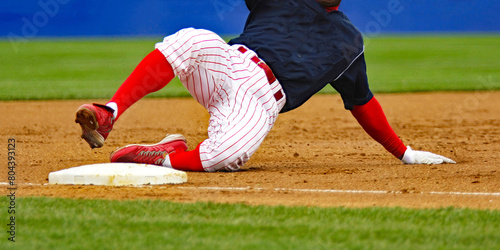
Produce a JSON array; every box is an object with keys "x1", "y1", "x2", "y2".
[{"x1": 401, "y1": 146, "x2": 456, "y2": 165}]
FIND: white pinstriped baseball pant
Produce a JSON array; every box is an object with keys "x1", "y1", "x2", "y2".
[{"x1": 155, "y1": 28, "x2": 286, "y2": 172}]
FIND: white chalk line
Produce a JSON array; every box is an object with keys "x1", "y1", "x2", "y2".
[
  {"x1": 1, "y1": 182, "x2": 499, "y2": 197},
  {"x1": 178, "y1": 186, "x2": 500, "y2": 197}
]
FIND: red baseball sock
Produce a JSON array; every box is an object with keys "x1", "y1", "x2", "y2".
[
  {"x1": 351, "y1": 97, "x2": 407, "y2": 159},
  {"x1": 169, "y1": 144, "x2": 204, "y2": 172},
  {"x1": 108, "y1": 49, "x2": 174, "y2": 120}
]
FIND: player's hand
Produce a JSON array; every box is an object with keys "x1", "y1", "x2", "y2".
[{"x1": 401, "y1": 146, "x2": 456, "y2": 164}]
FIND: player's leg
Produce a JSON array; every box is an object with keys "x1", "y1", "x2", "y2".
[
  {"x1": 111, "y1": 29, "x2": 284, "y2": 171},
  {"x1": 108, "y1": 28, "x2": 229, "y2": 169},
  {"x1": 76, "y1": 48, "x2": 175, "y2": 148},
  {"x1": 107, "y1": 49, "x2": 175, "y2": 120},
  {"x1": 165, "y1": 66, "x2": 281, "y2": 172},
  {"x1": 166, "y1": 44, "x2": 283, "y2": 172},
  {"x1": 110, "y1": 71, "x2": 281, "y2": 172}
]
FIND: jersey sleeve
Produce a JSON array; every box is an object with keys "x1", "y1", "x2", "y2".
[{"x1": 245, "y1": 0, "x2": 265, "y2": 10}]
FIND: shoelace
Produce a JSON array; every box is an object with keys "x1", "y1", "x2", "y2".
[
  {"x1": 138, "y1": 150, "x2": 167, "y2": 165},
  {"x1": 138, "y1": 150, "x2": 166, "y2": 157}
]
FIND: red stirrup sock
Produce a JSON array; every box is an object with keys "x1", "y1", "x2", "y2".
[
  {"x1": 351, "y1": 97, "x2": 407, "y2": 159},
  {"x1": 169, "y1": 144, "x2": 204, "y2": 172},
  {"x1": 108, "y1": 49, "x2": 174, "y2": 120}
]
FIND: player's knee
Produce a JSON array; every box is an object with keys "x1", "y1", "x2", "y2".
[{"x1": 203, "y1": 150, "x2": 250, "y2": 172}]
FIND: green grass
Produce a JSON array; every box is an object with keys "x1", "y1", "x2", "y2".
[
  {"x1": 1, "y1": 35, "x2": 499, "y2": 100},
  {"x1": 361, "y1": 35, "x2": 500, "y2": 93},
  {"x1": 1, "y1": 197, "x2": 499, "y2": 249}
]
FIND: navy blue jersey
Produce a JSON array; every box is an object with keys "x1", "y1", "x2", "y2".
[{"x1": 229, "y1": 0, "x2": 369, "y2": 112}]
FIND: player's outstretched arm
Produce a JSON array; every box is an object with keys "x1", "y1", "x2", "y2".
[
  {"x1": 351, "y1": 97, "x2": 456, "y2": 165},
  {"x1": 401, "y1": 146, "x2": 456, "y2": 164}
]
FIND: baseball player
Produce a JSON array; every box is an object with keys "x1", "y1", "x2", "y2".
[{"x1": 75, "y1": 0, "x2": 455, "y2": 172}]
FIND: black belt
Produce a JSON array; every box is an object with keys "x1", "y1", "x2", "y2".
[{"x1": 238, "y1": 47, "x2": 284, "y2": 101}]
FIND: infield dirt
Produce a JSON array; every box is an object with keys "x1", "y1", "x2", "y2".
[{"x1": 1, "y1": 92, "x2": 499, "y2": 209}]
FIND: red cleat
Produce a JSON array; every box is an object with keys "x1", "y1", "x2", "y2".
[
  {"x1": 110, "y1": 134, "x2": 188, "y2": 166},
  {"x1": 75, "y1": 103, "x2": 115, "y2": 149}
]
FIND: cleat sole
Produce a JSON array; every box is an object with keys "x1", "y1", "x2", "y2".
[{"x1": 75, "y1": 108, "x2": 104, "y2": 149}]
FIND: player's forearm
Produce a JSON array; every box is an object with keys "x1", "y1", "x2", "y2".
[{"x1": 350, "y1": 97, "x2": 407, "y2": 159}]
